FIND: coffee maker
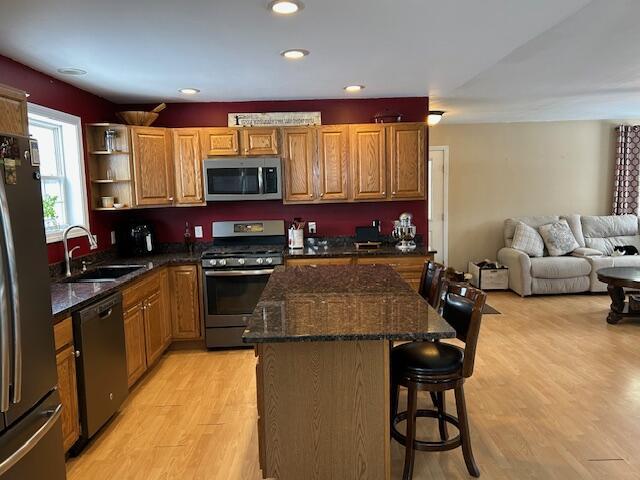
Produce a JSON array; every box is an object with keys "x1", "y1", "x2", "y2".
[{"x1": 116, "y1": 222, "x2": 156, "y2": 256}]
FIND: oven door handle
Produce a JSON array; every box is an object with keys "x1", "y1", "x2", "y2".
[{"x1": 205, "y1": 269, "x2": 274, "y2": 277}]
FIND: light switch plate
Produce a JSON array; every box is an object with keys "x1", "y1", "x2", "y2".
[
  {"x1": 194, "y1": 225, "x2": 203, "y2": 238},
  {"x1": 91, "y1": 234, "x2": 98, "y2": 249},
  {"x1": 111, "y1": 231, "x2": 116, "y2": 244},
  {"x1": 308, "y1": 221, "x2": 317, "y2": 234}
]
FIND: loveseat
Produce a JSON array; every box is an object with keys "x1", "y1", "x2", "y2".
[{"x1": 497, "y1": 214, "x2": 640, "y2": 296}]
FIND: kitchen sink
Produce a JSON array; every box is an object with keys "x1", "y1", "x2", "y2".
[{"x1": 62, "y1": 265, "x2": 146, "y2": 283}]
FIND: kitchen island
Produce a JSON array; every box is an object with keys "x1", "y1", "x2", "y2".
[{"x1": 243, "y1": 265, "x2": 455, "y2": 480}]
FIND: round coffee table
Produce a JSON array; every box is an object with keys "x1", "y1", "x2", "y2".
[{"x1": 596, "y1": 267, "x2": 640, "y2": 324}]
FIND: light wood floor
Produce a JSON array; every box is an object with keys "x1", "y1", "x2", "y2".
[{"x1": 67, "y1": 292, "x2": 640, "y2": 479}]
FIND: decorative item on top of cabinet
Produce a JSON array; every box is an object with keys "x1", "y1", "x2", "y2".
[
  {"x1": 388, "y1": 123, "x2": 425, "y2": 199},
  {"x1": 172, "y1": 128, "x2": 205, "y2": 205},
  {"x1": 169, "y1": 265, "x2": 202, "y2": 340},
  {"x1": 241, "y1": 128, "x2": 278, "y2": 155},
  {"x1": 130, "y1": 126, "x2": 174, "y2": 206},
  {"x1": 53, "y1": 317, "x2": 80, "y2": 452},
  {"x1": 200, "y1": 127, "x2": 240, "y2": 156},
  {"x1": 0, "y1": 84, "x2": 28, "y2": 136},
  {"x1": 317, "y1": 125, "x2": 349, "y2": 201},
  {"x1": 349, "y1": 124, "x2": 387, "y2": 200},
  {"x1": 282, "y1": 127, "x2": 315, "y2": 203}
]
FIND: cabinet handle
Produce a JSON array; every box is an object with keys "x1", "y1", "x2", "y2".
[
  {"x1": 320, "y1": 193, "x2": 324, "y2": 197},
  {"x1": 168, "y1": 196, "x2": 174, "y2": 201},
  {"x1": 382, "y1": 191, "x2": 386, "y2": 195},
  {"x1": 392, "y1": 191, "x2": 396, "y2": 195},
  {"x1": 309, "y1": 194, "x2": 313, "y2": 198},
  {"x1": 74, "y1": 350, "x2": 80, "y2": 358}
]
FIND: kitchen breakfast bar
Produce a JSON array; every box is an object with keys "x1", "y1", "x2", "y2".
[{"x1": 243, "y1": 264, "x2": 455, "y2": 480}]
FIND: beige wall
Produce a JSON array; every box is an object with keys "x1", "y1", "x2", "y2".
[{"x1": 429, "y1": 120, "x2": 626, "y2": 271}]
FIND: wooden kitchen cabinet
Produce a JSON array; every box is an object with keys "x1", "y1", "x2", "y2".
[
  {"x1": 349, "y1": 124, "x2": 387, "y2": 200},
  {"x1": 282, "y1": 127, "x2": 315, "y2": 203},
  {"x1": 285, "y1": 257, "x2": 354, "y2": 267},
  {"x1": 388, "y1": 123, "x2": 425, "y2": 199},
  {"x1": 159, "y1": 268, "x2": 172, "y2": 349},
  {"x1": 201, "y1": 127, "x2": 239, "y2": 156},
  {"x1": 123, "y1": 302, "x2": 147, "y2": 387},
  {"x1": 130, "y1": 126, "x2": 174, "y2": 206},
  {"x1": 143, "y1": 291, "x2": 166, "y2": 366},
  {"x1": 53, "y1": 317, "x2": 80, "y2": 452},
  {"x1": 172, "y1": 128, "x2": 205, "y2": 205},
  {"x1": 356, "y1": 256, "x2": 428, "y2": 291},
  {"x1": 317, "y1": 125, "x2": 349, "y2": 201},
  {"x1": 170, "y1": 265, "x2": 202, "y2": 340},
  {"x1": 241, "y1": 128, "x2": 278, "y2": 155},
  {"x1": 0, "y1": 84, "x2": 28, "y2": 136}
]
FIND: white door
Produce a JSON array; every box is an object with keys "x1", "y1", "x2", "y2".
[{"x1": 428, "y1": 147, "x2": 448, "y2": 265}]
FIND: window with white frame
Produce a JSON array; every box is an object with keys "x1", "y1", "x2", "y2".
[{"x1": 27, "y1": 104, "x2": 89, "y2": 243}]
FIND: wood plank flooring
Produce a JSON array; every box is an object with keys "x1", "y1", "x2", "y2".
[{"x1": 67, "y1": 292, "x2": 640, "y2": 479}]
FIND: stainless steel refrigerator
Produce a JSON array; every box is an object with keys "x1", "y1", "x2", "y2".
[{"x1": 0, "y1": 133, "x2": 66, "y2": 479}]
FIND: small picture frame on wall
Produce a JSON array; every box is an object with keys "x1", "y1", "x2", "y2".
[{"x1": 29, "y1": 138, "x2": 40, "y2": 166}]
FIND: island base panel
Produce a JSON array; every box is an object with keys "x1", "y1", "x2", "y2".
[{"x1": 256, "y1": 340, "x2": 391, "y2": 480}]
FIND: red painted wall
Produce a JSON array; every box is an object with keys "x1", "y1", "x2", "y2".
[{"x1": 0, "y1": 54, "x2": 117, "y2": 263}]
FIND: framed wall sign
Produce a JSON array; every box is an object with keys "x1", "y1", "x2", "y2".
[{"x1": 228, "y1": 112, "x2": 322, "y2": 127}]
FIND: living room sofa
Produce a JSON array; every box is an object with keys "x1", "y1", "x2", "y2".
[{"x1": 497, "y1": 214, "x2": 640, "y2": 296}]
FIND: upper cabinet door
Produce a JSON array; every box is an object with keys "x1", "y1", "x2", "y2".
[
  {"x1": 173, "y1": 129, "x2": 205, "y2": 205},
  {"x1": 349, "y1": 125, "x2": 387, "y2": 200},
  {"x1": 131, "y1": 127, "x2": 173, "y2": 206},
  {"x1": 317, "y1": 126, "x2": 349, "y2": 201},
  {"x1": 201, "y1": 128, "x2": 239, "y2": 156},
  {"x1": 242, "y1": 128, "x2": 279, "y2": 155},
  {"x1": 282, "y1": 128, "x2": 315, "y2": 203},
  {"x1": 0, "y1": 84, "x2": 28, "y2": 136},
  {"x1": 388, "y1": 124, "x2": 425, "y2": 199}
]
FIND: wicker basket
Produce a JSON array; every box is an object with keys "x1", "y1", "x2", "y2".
[{"x1": 116, "y1": 103, "x2": 166, "y2": 126}]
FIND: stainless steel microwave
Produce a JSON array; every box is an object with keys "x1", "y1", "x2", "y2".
[{"x1": 203, "y1": 157, "x2": 282, "y2": 201}]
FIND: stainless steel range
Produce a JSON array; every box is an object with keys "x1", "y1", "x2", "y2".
[{"x1": 202, "y1": 220, "x2": 285, "y2": 348}]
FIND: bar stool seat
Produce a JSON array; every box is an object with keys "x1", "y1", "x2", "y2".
[{"x1": 391, "y1": 341, "x2": 463, "y2": 376}]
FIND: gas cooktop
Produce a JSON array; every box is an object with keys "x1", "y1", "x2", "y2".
[{"x1": 201, "y1": 245, "x2": 284, "y2": 258}]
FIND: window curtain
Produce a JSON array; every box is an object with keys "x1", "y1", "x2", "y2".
[{"x1": 612, "y1": 125, "x2": 640, "y2": 215}]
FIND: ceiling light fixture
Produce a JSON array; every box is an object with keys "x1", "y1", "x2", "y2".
[
  {"x1": 427, "y1": 110, "x2": 445, "y2": 126},
  {"x1": 344, "y1": 85, "x2": 365, "y2": 93},
  {"x1": 270, "y1": 0, "x2": 303, "y2": 15},
  {"x1": 281, "y1": 49, "x2": 309, "y2": 59},
  {"x1": 57, "y1": 68, "x2": 87, "y2": 76},
  {"x1": 179, "y1": 88, "x2": 200, "y2": 95}
]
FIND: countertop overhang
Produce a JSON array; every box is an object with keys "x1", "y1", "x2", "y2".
[{"x1": 243, "y1": 265, "x2": 455, "y2": 343}]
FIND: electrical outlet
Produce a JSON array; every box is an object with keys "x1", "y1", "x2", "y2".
[
  {"x1": 194, "y1": 225, "x2": 203, "y2": 239},
  {"x1": 91, "y1": 234, "x2": 98, "y2": 250},
  {"x1": 308, "y1": 222, "x2": 317, "y2": 234},
  {"x1": 111, "y1": 231, "x2": 116, "y2": 244}
]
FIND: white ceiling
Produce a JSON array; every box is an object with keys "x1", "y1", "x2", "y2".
[{"x1": 2, "y1": 0, "x2": 638, "y2": 122}]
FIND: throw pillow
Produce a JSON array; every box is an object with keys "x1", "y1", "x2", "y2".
[
  {"x1": 511, "y1": 222, "x2": 545, "y2": 257},
  {"x1": 538, "y1": 220, "x2": 580, "y2": 256}
]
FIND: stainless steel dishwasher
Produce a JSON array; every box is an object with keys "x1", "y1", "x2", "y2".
[{"x1": 71, "y1": 292, "x2": 128, "y2": 453}]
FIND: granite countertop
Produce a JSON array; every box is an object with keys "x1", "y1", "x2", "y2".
[
  {"x1": 284, "y1": 243, "x2": 434, "y2": 258},
  {"x1": 242, "y1": 265, "x2": 455, "y2": 343},
  {"x1": 50, "y1": 252, "x2": 201, "y2": 320}
]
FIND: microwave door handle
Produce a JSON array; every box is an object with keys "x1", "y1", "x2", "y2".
[
  {"x1": 0, "y1": 180, "x2": 20, "y2": 405},
  {"x1": 258, "y1": 167, "x2": 264, "y2": 194}
]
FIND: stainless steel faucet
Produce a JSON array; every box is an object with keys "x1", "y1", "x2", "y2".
[{"x1": 63, "y1": 225, "x2": 98, "y2": 277}]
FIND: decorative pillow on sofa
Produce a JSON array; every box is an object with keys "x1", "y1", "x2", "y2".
[
  {"x1": 511, "y1": 222, "x2": 545, "y2": 257},
  {"x1": 538, "y1": 220, "x2": 580, "y2": 256}
]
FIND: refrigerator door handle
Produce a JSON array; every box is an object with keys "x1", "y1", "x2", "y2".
[
  {"x1": 0, "y1": 228, "x2": 11, "y2": 412},
  {"x1": 0, "y1": 403, "x2": 62, "y2": 476},
  {"x1": 0, "y1": 179, "x2": 21, "y2": 404}
]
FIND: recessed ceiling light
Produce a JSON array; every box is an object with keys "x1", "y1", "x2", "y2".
[
  {"x1": 281, "y1": 49, "x2": 309, "y2": 59},
  {"x1": 427, "y1": 110, "x2": 445, "y2": 126},
  {"x1": 57, "y1": 68, "x2": 87, "y2": 76},
  {"x1": 179, "y1": 88, "x2": 200, "y2": 95},
  {"x1": 270, "y1": 0, "x2": 303, "y2": 15},
  {"x1": 344, "y1": 85, "x2": 365, "y2": 93}
]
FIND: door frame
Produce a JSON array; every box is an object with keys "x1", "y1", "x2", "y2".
[{"x1": 428, "y1": 145, "x2": 449, "y2": 266}]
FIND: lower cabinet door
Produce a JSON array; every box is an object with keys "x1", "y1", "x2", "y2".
[
  {"x1": 170, "y1": 266, "x2": 201, "y2": 340},
  {"x1": 159, "y1": 268, "x2": 172, "y2": 349},
  {"x1": 56, "y1": 344, "x2": 80, "y2": 452},
  {"x1": 144, "y1": 290, "x2": 166, "y2": 366},
  {"x1": 124, "y1": 302, "x2": 147, "y2": 387}
]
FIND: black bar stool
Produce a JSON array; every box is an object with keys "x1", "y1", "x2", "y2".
[
  {"x1": 418, "y1": 260, "x2": 445, "y2": 309},
  {"x1": 391, "y1": 281, "x2": 487, "y2": 479}
]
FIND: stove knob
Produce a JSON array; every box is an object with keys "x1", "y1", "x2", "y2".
[
  {"x1": 256, "y1": 258, "x2": 264, "y2": 265},
  {"x1": 266, "y1": 257, "x2": 273, "y2": 264},
  {"x1": 238, "y1": 258, "x2": 246, "y2": 265},
  {"x1": 218, "y1": 259, "x2": 227, "y2": 266},
  {"x1": 209, "y1": 259, "x2": 216, "y2": 266}
]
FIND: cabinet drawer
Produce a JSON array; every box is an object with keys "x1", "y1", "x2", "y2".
[
  {"x1": 123, "y1": 270, "x2": 161, "y2": 308},
  {"x1": 53, "y1": 317, "x2": 73, "y2": 351}
]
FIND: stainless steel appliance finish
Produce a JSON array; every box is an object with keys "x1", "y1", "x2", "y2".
[
  {"x1": 204, "y1": 157, "x2": 282, "y2": 201},
  {"x1": 202, "y1": 220, "x2": 285, "y2": 348},
  {"x1": 72, "y1": 293, "x2": 128, "y2": 451},
  {"x1": 63, "y1": 225, "x2": 98, "y2": 277},
  {"x1": 0, "y1": 133, "x2": 65, "y2": 478}
]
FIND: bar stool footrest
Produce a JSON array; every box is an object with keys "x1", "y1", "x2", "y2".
[{"x1": 392, "y1": 409, "x2": 462, "y2": 452}]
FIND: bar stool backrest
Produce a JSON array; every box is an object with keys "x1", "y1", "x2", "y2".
[
  {"x1": 440, "y1": 281, "x2": 487, "y2": 378},
  {"x1": 418, "y1": 260, "x2": 445, "y2": 309}
]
